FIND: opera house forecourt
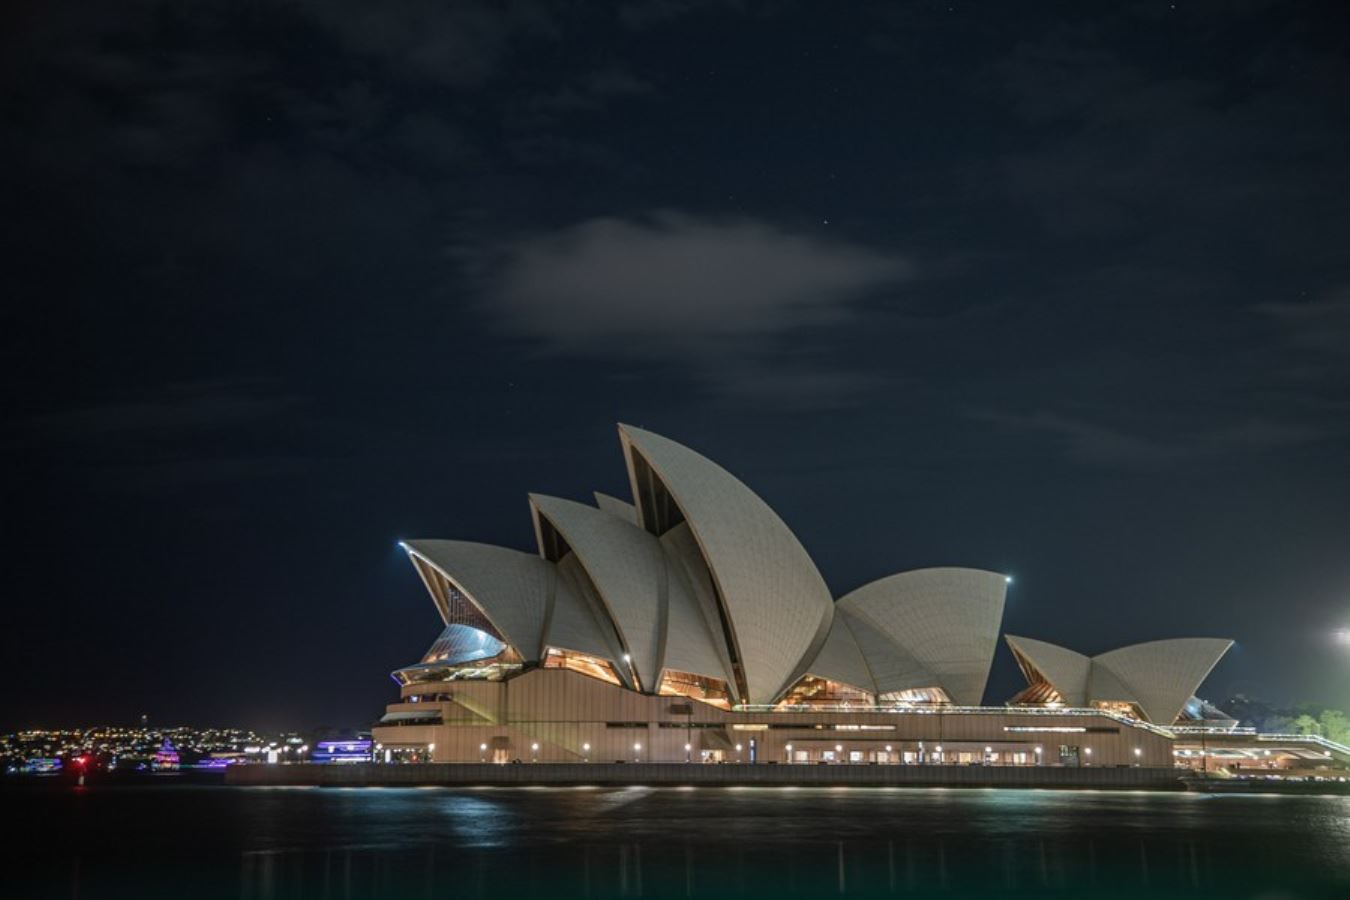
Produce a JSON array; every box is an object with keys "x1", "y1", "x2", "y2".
[{"x1": 354, "y1": 422, "x2": 1350, "y2": 782}]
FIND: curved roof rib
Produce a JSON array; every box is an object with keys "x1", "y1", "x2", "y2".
[
  {"x1": 838, "y1": 609, "x2": 937, "y2": 695},
  {"x1": 838, "y1": 568, "x2": 1009, "y2": 706},
  {"x1": 1004, "y1": 635, "x2": 1090, "y2": 707},
  {"x1": 1092, "y1": 638, "x2": 1234, "y2": 725},
  {"x1": 618, "y1": 424, "x2": 834, "y2": 705},
  {"x1": 547, "y1": 554, "x2": 631, "y2": 683},
  {"x1": 530, "y1": 494, "x2": 667, "y2": 691},
  {"x1": 593, "y1": 492, "x2": 638, "y2": 524},
  {"x1": 400, "y1": 540, "x2": 550, "y2": 659},
  {"x1": 659, "y1": 522, "x2": 739, "y2": 691},
  {"x1": 1086, "y1": 661, "x2": 1135, "y2": 706},
  {"x1": 802, "y1": 613, "x2": 877, "y2": 695}
]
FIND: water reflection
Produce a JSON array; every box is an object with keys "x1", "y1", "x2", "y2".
[
  {"x1": 227, "y1": 831, "x2": 1340, "y2": 899},
  {"x1": 5, "y1": 785, "x2": 1348, "y2": 899}
]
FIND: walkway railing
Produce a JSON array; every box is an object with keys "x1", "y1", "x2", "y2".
[
  {"x1": 729, "y1": 704, "x2": 1177, "y2": 738},
  {"x1": 1170, "y1": 728, "x2": 1350, "y2": 757},
  {"x1": 1169, "y1": 725, "x2": 1254, "y2": 735},
  {"x1": 1252, "y1": 733, "x2": 1350, "y2": 757}
]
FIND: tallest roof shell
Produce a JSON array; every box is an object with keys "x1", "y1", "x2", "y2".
[{"x1": 617, "y1": 424, "x2": 834, "y2": 705}]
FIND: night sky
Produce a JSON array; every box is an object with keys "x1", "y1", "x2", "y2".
[{"x1": 4, "y1": 1, "x2": 1349, "y2": 731}]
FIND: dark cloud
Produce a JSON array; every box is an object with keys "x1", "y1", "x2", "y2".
[
  {"x1": 992, "y1": 9, "x2": 1350, "y2": 259},
  {"x1": 4, "y1": 381, "x2": 311, "y2": 491},
  {"x1": 12, "y1": 380, "x2": 300, "y2": 441},
  {"x1": 976, "y1": 410, "x2": 1323, "y2": 470},
  {"x1": 530, "y1": 69, "x2": 655, "y2": 115},
  {"x1": 1255, "y1": 292, "x2": 1350, "y2": 353},
  {"x1": 293, "y1": 0, "x2": 558, "y2": 87},
  {"x1": 617, "y1": 0, "x2": 749, "y2": 31}
]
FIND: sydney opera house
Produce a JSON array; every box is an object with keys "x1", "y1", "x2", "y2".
[{"x1": 372, "y1": 424, "x2": 1241, "y2": 768}]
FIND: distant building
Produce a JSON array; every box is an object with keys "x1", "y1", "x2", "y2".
[
  {"x1": 312, "y1": 738, "x2": 373, "y2": 764},
  {"x1": 369, "y1": 425, "x2": 1322, "y2": 771},
  {"x1": 152, "y1": 739, "x2": 179, "y2": 771}
]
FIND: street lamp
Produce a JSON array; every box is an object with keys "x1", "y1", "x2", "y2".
[
  {"x1": 479, "y1": 742, "x2": 487, "y2": 762},
  {"x1": 531, "y1": 742, "x2": 540, "y2": 762},
  {"x1": 1035, "y1": 746, "x2": 1043, "y2": 766},
  {"x1": 582, "y1": 742, "x2": 590, "y2": 762},
  {"x1": 684, "y1": 742, "x2": 692, "y2": 763},
  {"x1": 633, "y1": 741, "x2": 642, "y2": 762},
  {"x1": 785, "y1": 743, "x2": 793, "y2": 764},
  {"x1": 1084, "y1": 747, "x2": 1093, "y2": 766},
  {"x1": 736, "y1": 743, "x2": 744, "y2": 762}
]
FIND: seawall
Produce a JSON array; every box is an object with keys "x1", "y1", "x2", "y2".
[{"x1": 225, "y1": 762, "x2": 1186, "y2": 790}]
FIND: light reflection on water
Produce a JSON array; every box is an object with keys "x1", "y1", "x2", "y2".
[{"x1": 4, "y1": 784, "x2": 1349, "y2": 899}]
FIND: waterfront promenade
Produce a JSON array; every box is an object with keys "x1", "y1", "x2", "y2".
[{"x1": 226, "y1": 762, "x2": 1185, "y2": 790}]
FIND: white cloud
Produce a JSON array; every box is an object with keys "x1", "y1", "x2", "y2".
[{"x1": 480, "y1": 212, "x2": 910, "y2": 354}]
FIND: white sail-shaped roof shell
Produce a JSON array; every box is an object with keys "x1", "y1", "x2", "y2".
[
  {"x1": 1092, "y1": 638, "x2": 1233, "y2": 725},
  {"x1": 837, "y1": 568, "x2": 1008, "y2": 706},
  {"x1": 401, "y1": 539, "x2": 625, "y2": 679},
  {"x1": 530, "y1": 494, "x2": 667, "y2": 691},
  {"x1": 548, "y1": 554, "x2": 630, "y2": 679},
  {"x1": 1005, "y1": 634, "x2": 1091, "y2": 707},
  {"x1": 659, "y1": 522, "x2": 739, "y2": 689},
  {"x1": 618, "y1": 424, "x2": 834, "y2": 705},
  {"x1": 1006, "y1": 635, "x2": 1234, "y2": 724},
  {"x1": 802, "y1": 613, "x2": 877, "y2": 694},
  {"x1": 841, "y1": 610, "x2": 939, "y2": 696},
  {"x1": 1086, "y1": 659, "x2": 1135, "y2": 706},
  {"x1": 401, "y1": 540, "x2": 549, "y2": 658}
]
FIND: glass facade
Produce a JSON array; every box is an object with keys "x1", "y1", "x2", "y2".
[
  {"x1": 658, "y1": 670, "x2": 732, "y2": 708},
  {"x1": 542, "y1": 648, "x2": 624, "y2": 685}
]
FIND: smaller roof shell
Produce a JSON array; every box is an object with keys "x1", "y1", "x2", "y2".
[
  {"x1": 1092, "y1": 638, "x2": 1234, "y2": 725},
  {"x1": 401, "y1": 540, "x2": 550, "y2": 659},
  {"x1": 1005, "y1": 634, "x2": 1091, "y2": 707},
  {"x1": 1005, "y1": 634, "x2": 1234, "y2": 724},
  {"x1": 837, "y1": 568, "x2": 1008, "y2": 706}
]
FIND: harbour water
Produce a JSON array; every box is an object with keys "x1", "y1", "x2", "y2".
[{"x1": 4, "y1": 783, "x2": 1348, "y2": 898}]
